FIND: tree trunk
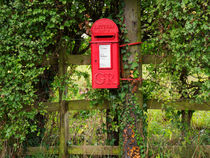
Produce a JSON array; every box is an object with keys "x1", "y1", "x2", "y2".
[
  {"x1": 181, "y1": 110, "x2": 193, "y2": 136},
  {"x1": 0, "y1": 142, "x2": 6, "y2": 158},
  {"x1": 179, "y1": 67, "x2": 193, "y2": 136},
  {"x1": 187, "y1": 110, "x2": 193, "y2": 126}
]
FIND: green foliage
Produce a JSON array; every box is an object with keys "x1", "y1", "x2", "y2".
[
  {"x1": 141, "y1": 1, "x2": 209, "y2": 156},
  {"x1": 0, "y1": 0, "x2": 49, "y2": 151},
  {"x1": 141, "y1": 0, "x2": 209, "y2": 103},
  {"x1": 0, "y1": 0, "x2": 83, "y2": 153},
  {"x1": 0, "y1": 0, "x2": 124, "y2": 155}
]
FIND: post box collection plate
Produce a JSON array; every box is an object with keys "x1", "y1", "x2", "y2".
[
  {"x1": 90, "y1": 18, "x2": 120, "y2": 89},
  {"x1": 99, "y1": 45, "x2": 111, "y2": 68}
]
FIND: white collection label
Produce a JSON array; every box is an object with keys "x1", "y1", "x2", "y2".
[{"x1": 99, "y1": 45, "x2": 111, "y2": 68}]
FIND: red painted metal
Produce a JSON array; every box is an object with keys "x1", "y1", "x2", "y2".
[
  {"x1": 120, "y1": 78, "x2": 143, "y2": 84},
  {"x1": 120, "y1": 42, "x2": 143, "y2": 82},
  {"x1": 120, "y1": 78, "x2": 142, "y2": 81},
  {"x1": 91, "y1": 18, "x2": 120, "y2": 89},
  {"x1": 119, "y1": 42, "x2": 142, "y2": 47}
]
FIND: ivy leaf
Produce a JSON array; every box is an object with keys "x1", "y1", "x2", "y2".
[{"x1": 131, "y1": 62, "x2": 139, "y2": 69}]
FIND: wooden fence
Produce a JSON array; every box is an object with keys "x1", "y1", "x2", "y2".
[{"x1": 26, "y1": 54, "x2": 210, "y2": 157}]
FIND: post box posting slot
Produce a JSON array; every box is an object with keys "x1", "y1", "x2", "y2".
[
  {"x1": 90, "y1": 18, "x2": 120, "y2": 89},
  {"x1": 95, "y1": 35, "x2": 115, "y2": 38}
]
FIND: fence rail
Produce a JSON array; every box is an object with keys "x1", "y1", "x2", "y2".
[
  {"x1": 66, "y1": 54, "x2": 171, "y2": 65},
  {"x1": 26, "y1": 145, "x2": 210, "y2": 156},
  {"x1": 43, "y1": 54, "x2": 171, "y2": 66},
  {"x1": 44, "y1": 99, "x2": 210, "y2": 112}
]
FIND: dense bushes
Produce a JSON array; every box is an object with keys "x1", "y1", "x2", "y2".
[
  {"x1": 0, "y1": 0, "x2": 119, "y2": 156},
  {"x1": 141, "y1": 0, "x2": 209, "y2": 103}
]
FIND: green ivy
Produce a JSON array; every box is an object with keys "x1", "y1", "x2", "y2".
[
  {"x1": 141, "y1": 0, "x2": 209, "y2": 103},
  {"x1": 0, "y1": 0, "x2": 125, "y2": 155}
]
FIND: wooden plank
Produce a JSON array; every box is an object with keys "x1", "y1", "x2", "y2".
[
  {"x1": 68, "y1": 145, "x2": 120, "y2": 155},
  {"x1": 25, "y1": 146, "x2": 58, "y2": 155},
  {"x1": 25, "y1": 146, "x2": 119, "y2": 155},
  {"x1": 150, "y1": 145, "x2": 210, "y2": 157},
  {"x1": 147, "y1": 100, "x2": 210, "y2": 111},
  {"x1": 66, "y1": 55, "x2": 91, "y2": 65},
  {"x1": 44, "y1": 100, "x2": 210, "y2": 112},
  {"x1": 67, "y1": 100, "x2": 109, "y2": 110},
  {"x1": 42, "y1": 53, "x2": 172, "y2": 66},
  {"x1": 26, "y1": 145, "x2": 210, "y2": 156},
  {"x1": 142, "y1": 55, "x2": 171, "y2": 64},
  {"x1": 66, "y1": 54, "x2": 168, "y2": 65},
  {"x1": 45, "y1": 100, "x2": 109, "y2": 112},
  {"x1": 44, "y1": 102, "x2": 59, "y2": 112}
]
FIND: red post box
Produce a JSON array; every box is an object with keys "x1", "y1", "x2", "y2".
[{"x1": 90, "y1": 18, "x2": 120, "y2": 89}]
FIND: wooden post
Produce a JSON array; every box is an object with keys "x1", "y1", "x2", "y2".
[
  {"x1": 122, "y1": 0, "x2": 143, "y2": 157},
  {"x1": 58, "y1": 46, "x2": 69, "y2": 158}
]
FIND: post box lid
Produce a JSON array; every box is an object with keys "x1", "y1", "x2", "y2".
[{"x1": 91, "y1": 18, "x2": 119, "y2": 35}]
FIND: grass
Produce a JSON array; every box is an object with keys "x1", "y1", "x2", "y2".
[
  {"x1": 192, "y1": 111, "x2": 210, "y2": 129},
  {"x1": 46, "y1": 110, "x2": 209, "y2": 157}
]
